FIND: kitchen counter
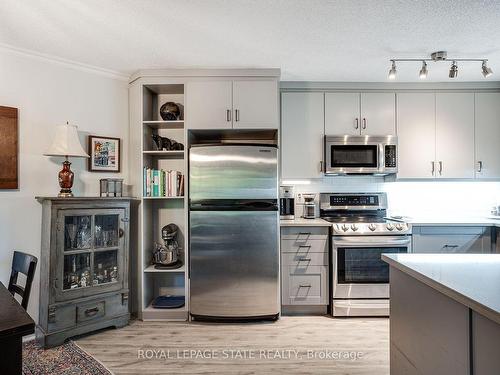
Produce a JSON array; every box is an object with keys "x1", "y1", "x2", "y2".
[
  {"x1": 279, "y1": 218, "x2": 331, "y2": 227},
  {"x1": 403, "y1": 216, "x2": 500, "y2": 227},
  {"x1": 382, "y1": 253, "x2": 500, "y2": 324},
  {"x1": 383, "y1": 253, "x2": 500, "y2": 374}
]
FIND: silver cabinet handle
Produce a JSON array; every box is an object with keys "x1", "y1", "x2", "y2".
[
  {"x1": 298, "y1": 245, "x2": 311, "y2": 249},
  {"x1": 298, "y1": 284, "x2": 312, "y2": 288},
  {"x1": 319, "y1": 160, "x2": 323, "y2": 172},
  {"x1": 235, "y1": 109, "x2": 240, "y2": 122},
  {"x1": 298, "y1": 257, "x2": 311, "y2": 261},
  {"x1": 431, "y1": 161, "x2": 435, "y2": 176},
  {"x1": 226, "y1": 109, "x2": 231, "y2": 122},
  {"x1": 477, "y1": 161, "x2": 483, "y2": 173},
  {"x1": 298, "y1": 232, "x2": 311, "y2": 236},
  {"x1": 443, "y1": 244, "x2": 459, "y2": 249},
  {"x1": 362, "y1": 118, "x2": 367, "y2": 129},
  {"x1": 438, "y1": 161, "x2": 443, "y2": 175},
  {"x1": 355, "y1": 118, "x2": 359, "y2": 129}
]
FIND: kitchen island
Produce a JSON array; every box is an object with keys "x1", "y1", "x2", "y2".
[{"x1": 382, "y1": 253, "x2": 500, "y2": 375}]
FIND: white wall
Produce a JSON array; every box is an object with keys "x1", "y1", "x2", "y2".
[
  {"x1": 0, "y1": 48, "x2": 128, "y2": 322},
  {"x1": 285, "y1": 177, "x2": 500, "y2": 218}
]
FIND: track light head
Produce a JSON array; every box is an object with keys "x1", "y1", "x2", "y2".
[
  {"x1": 482, "y1": 61, "x2": 493, "y2": 78},
  {"x1": 449, "y1": 61, "x2": 458, "y2": 78},
  {"x1": 388, "y1": 60, "x2": 397, "y2": 80},
  {"x1": 419, "y1": 61, "x2": 428, "y2": 79}
]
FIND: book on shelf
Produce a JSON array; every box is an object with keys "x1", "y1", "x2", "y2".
[{"x1": 143, "y1": 168, "x2": 184, "y2": 197}]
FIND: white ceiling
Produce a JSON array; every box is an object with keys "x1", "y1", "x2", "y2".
[{"x1": 1, "y1": 0, "x2": 500, "y2": 82}]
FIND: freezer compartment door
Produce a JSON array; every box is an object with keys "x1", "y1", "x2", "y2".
[
  {"x1": 190, "y1": 145, "x2": 278, "y2": 201},
  {"x1": 190, "y1": 210, "x2": 279, "y2": 318}
]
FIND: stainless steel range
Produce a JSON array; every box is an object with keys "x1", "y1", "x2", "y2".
[{"x1": 320, "y1": 193, "x2": 412, "y2": 317}]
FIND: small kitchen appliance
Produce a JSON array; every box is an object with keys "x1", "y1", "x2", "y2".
[
  {"x1": 279, "y1": 186, "x2": 295, "y2": 220},
  {"x1": 152, "y1": 223, "x2": 182, "y2": 269},
  {"x1": 320, "y1": 192, "x2": 412, "y2": 317},
  {"x1": 302, "y1": 193, "x2": 318, "y2": 219},
  {"x1": 324, "y1": 135, "x2": 397, "y2": 175}
]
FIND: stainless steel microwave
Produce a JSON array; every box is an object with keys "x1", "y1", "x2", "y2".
[{"x1": 324, "y1": 135, "x2": 398, "y2": 175}]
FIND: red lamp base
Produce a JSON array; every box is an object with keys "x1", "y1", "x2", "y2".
[{"x1": 58, "y1": 160, "x2": 74, "y2": 197}]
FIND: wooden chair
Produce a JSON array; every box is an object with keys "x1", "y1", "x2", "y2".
[{"x1": 8, "y1": 251, "x2": 38, "y2": 310}]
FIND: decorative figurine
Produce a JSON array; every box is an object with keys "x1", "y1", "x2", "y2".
[
  {"x1": 159, "y1": 102, "x2": 181, "y2": 121},
  {"x1": 152, "y1": 134, "x2": 184, "y2": 151}
]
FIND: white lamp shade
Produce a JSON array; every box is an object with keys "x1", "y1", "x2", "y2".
[{"x1": 44, "y1": 123, "x2": 89, "y2": 158}]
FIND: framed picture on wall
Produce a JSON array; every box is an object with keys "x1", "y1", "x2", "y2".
[
  {"x1": 88, "y1": 135, "x2": 120, "y2": 172},
  {"x1": 0, "y1": 106, "x2": 19, "y2": 189}
]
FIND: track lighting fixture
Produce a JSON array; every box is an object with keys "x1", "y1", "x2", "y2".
[
  {"x1": 419, "y1": 61, "x2": 428, "y2": 79},
  {"x1": 482, "y1": 61, "x2": 493, "y2": 78},
  {"x1": 449, "y1": 61, "x2": 458, "y2": 79},
  {"x1": 388, "y1": 60, "x2": 397, "y2": 80},
  {"x1": 387, "y1": 51, "x2": 493, "y2": 80}
]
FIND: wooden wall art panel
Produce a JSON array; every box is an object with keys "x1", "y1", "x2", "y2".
[{"x1": 0, "y1": 106, "x2": 19, "y2": 189}]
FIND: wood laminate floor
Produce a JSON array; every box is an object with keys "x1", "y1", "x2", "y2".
[{"x1": 76, "y1": 316, "x2": 389, "y2": 375}]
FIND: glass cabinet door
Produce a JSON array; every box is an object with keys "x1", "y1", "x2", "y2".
[{"x1": 55, "y1": 208, "x2": 125, "y2": 301}]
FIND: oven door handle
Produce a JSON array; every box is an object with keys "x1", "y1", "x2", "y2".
[{"x1": 332, "y1": 237, "x2": 411, "y2": 248}]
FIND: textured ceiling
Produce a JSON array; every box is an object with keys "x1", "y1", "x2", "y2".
[{"x1": 1, "y1": 0, "x2": 500, "y2": 81}]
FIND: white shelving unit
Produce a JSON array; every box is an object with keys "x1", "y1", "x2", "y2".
[{"x1": 130, "y1": 80, "x2": 189, "y2": 321}]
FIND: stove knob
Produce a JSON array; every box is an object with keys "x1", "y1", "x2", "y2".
[
  {"x1": 350, "y1": 224, "x2": 358, "y2": 231},
  {"x1": 386, "y1": 223, "x2": 395, "y2": 231},
  {"x1": 342, "y1": 224, "x2": 349, "y2": 232},
  {"x1": 368, "y1": 223, "x2": 377, "y2": 231},
  {"x1": 396, "y1": 223, "x2": 404, "y2": 231}
]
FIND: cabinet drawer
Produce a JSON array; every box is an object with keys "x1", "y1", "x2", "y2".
[
  {"x1": 48, "y1": 304, "x2": 76, "y2": 332},
  {"x1": 413, "y1": 233, "x2": 490, "y2": 254},
  {"x1": 281, "y1": 226, "x2": 329, "y2": 240},
  {"x1": 282, "y1": 265, "x2": 328, "y2": 305},
  {"x1": 77, "y1": 300, "x2": 105, "y2": 323},
  {"x1": 282, "y1": 252, "x2": 328, "y2": 266},
  {"x1": 281, "y1": 238, "x2": 328, "y2": 253}
]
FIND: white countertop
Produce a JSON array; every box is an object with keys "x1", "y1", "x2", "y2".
[
  {"x1": 403, "y1": 216, "x2": 500, "y2": 227},
  {"x1": 280, "y1": 218, "x2": 331, "y2": 227},
  {"x1": 280, "y1": 216, "x2": 500, "y2": 227},
  {"x1": 383, "y1": 253, "x2": 500, "y2": 325}
]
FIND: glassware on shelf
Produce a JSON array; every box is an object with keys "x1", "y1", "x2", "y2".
[
  {"x1": 63, "y1": 253, "x2": 91, "y2": 290},
  {"x1": 93, "y1": 250, "x2": 118, "y2": 285},
  {"x1": 95, "y1": 215, "x2": 119, "y2": 248},
  {"x1": 65, "y1": 215, "x2": 92, "y2": 250}
]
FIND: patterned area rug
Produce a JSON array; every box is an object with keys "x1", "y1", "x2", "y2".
[{"x1": 23, "y1": 340, "x2": 112, "y2": 375}]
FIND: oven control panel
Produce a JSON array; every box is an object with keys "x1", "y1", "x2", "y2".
[{"x1": 330, "y1": 195, "x2": 379, "y2": 206}]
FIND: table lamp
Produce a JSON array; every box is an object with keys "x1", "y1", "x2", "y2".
[{"x1": 44, "y1": 122, "x2": 89, "y2": 197}]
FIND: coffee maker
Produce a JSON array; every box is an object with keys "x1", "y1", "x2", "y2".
[{"x1": 279, "y1": 186, "x2": 295, "y2": 220}]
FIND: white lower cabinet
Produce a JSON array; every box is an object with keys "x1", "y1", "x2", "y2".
[
  {"x1": 281, "y1": 92, "x2": 324, "y2": 179},
  {"x1": 280, "y1": 226, "x2": 329, "y2": 308},
  {"x1": 475, "y1": 93, "x2": 500, "y2": 179},
  {"x1": 412, "y1": 226, "x2": 492, "y2": 254}
]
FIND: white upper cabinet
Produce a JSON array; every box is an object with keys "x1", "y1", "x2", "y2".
[
  {"x1": 360, "y1": 93, "x2": 396, "y2": 136},
  {"x1": 233, "y1": 80, "x2": 278, "y2": 129},
  {"x1": 325, "y1": 93, "x2": 360, "y2": 135},
  {"x1": 475, "y1": 93, "x2": 500, "y2": 179},
  {"x1": 187, "y1": 79, "x2": 278, "y2": 130},
  {"x1": 397, "y1": 93, "x2": 436, "y2": 179},
  {"x1": 281, "y1": 92, "x2": 324, "y2": 179},
  {"x1": 325, "y1": 92, "x2": 395, "y2": 136},
  {"x1": 186, "y1": 80, "x2": 233, "y2": 129},
  {"x1": 436, "y1": 93, "x2": 475, "y2": 179}
]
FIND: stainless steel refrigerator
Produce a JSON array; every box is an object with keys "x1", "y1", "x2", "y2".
[{"x1": 189, "y1": 144, "x2": 279, "y2": 320}]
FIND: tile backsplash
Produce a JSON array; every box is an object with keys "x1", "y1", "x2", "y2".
[{"x1": 283, "y1": 177, "x2": 500, "y2": 218}]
